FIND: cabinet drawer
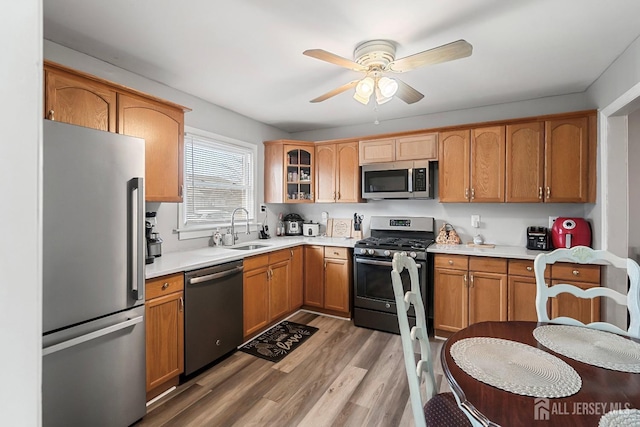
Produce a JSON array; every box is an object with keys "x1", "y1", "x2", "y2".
[
  {"x1": 509, "y1": 259, "x2": 550, "y2": 278},
  {"x1": 146, "y1": 273, "x2": 184, "y2": 300},
  {"x1": 469, "y1": 256, "x2": 507, "y2": 274},
  {"x1": 434, "y1": 254, "x2": 468, "y2": 270},
  {"x1": 325, "y1": 246, "x2": 349, "y2": 260},
  {"x1": 551, "y1": 263, "x2": 600, "y2": 284},
  {"x1": 244, "y1": 254, "x2": 269, "y2": 271},
  {"x1": 269, "y1": 248, "x2": 292, "y2": 264}
]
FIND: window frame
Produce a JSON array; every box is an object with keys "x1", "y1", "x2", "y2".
[{"x1": 177, "y1": 126, "x2": 258, "y2": 240}]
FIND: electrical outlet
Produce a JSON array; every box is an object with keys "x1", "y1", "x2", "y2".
[
  {"x1": 260, "y1": 204, "x2": 267, "y2": 212},
  {"x1": 549, "y1": 216, "x2": 558, "y2": 229},
  {"x1": 471, "y1": 214, "x2": 480, "y2": 228}
]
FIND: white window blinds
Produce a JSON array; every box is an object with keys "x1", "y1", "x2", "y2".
[{"x1": 183, "y1": 132, "x2": 255, "y2": 226}]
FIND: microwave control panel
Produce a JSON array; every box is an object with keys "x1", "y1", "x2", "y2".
[{"x1": 413, "y1": 168, "x2": 427, "y2": 192}]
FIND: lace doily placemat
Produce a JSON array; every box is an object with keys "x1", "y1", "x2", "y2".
[
  {"x1": 598, "y1": 409, "x2": 640, "y2": 427},
  {"x1": 450, "y1": 337, "x2": 581, "y2": 398},
  {"x1": 533, "y1": 325, "x2": 640, "y2": 373}
]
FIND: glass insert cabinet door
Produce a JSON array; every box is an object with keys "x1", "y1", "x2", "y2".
[{"x1": 285, "y1": 146, "x2": 314, "y2": 203}]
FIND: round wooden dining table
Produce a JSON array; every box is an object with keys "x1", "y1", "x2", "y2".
[{"x1": 441, "y1": 321, "x2": 640, "y2": 426}]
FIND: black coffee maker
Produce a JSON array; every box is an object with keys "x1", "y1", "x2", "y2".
[{"x1": 145, "y1": 212, "x2": 162, "y2": 264}]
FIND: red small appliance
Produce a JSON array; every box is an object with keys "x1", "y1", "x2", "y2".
[{"x1": 550, "y1": 217, "x2": 592, "y2": 249}]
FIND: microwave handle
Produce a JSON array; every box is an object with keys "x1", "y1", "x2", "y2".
[{"x1": 408, "y1": 168, "x2": 413, "y2": 193}]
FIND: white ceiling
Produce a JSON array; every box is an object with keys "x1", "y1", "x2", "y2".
[{"x1": 44, "y1": 0, "x2": 640, "y2": 133}]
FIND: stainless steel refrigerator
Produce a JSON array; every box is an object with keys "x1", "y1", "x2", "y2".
[{"x1": 42, "y1": 120, "x2": 146, "y2": 427}]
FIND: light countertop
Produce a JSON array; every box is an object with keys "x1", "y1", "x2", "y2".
[
  {"x1": 145, "y1": 236, "x2": 357, "y2": 279},
  {"x1": 427, "y1": 243, "x2": 549, "y2": 260}
]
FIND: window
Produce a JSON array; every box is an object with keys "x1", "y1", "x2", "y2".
[{"x1": 179, "y1": 129, "x2": 256, "y2": 238}]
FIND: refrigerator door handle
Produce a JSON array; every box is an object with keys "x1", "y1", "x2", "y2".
[
  {"x1": 130, "y1": 177, "x2": 145, "y2": 301},
  {"x1": 43, "y1": 316, "x2": 144, "y2": 356}
]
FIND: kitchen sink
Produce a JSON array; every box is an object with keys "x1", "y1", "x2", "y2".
[{"x1": 229, "y1": 244, "x2": 270, "y2": 250}]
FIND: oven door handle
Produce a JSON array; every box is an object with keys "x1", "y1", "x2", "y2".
[{"x1": 355, "y1": 258, "x2": 422, "y2": 268}]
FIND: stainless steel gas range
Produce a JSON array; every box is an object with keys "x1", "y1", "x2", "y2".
[{"x1": 353, "y1": 216, "x2": 435, "y2": 335}]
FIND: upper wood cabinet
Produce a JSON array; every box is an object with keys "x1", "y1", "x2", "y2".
[
  {"x1": 438, "y1": 130, "x2": 470, "y2": 202},
  {"x1": 315, "y1": 141, "x2": 361, "y2": 203},
  {"x1": 45, "y1": 65, "x2": 117, "y2": 132},
  {"x1": 505, "y1": 122, "x2": 545, "y2": 202},
  {"x1": 359, "y1": 133, "x2": 438, "y2": 165},
  {"x1": 44, "y1": 61, "x2": 189, "y2": 203},
  {"x1": 264, "y1": 140, "x2": 315, "y2": 203},
  {"x1": 118, "y1": 93, "x2": 184, "y2": 202},
  {"x1": 545, "y1": 117, "x2": 590, "y2": 202},
  {"x1": 506, "y1": 117, "x2": 592, "y2": 203},
  {"x1": 440, "y1": 111, "x2": 596, "y2": 204},
  {"x1": 439, "y1": 126, "x2": 505, "y2": 202}
]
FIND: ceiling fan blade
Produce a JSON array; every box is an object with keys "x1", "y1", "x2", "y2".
[
  {"x1": 395, "y1": 79, "x2": 424, "y2": 104},
  {"x1": 310, "y1": 80, "x2": 359, "y2": 103},
  {"x1": 303, "y1": 49, "x2": 367, "y2": 72},
  {"x1": 386, "y1": 39, "x2": 472, "y2": 73}
]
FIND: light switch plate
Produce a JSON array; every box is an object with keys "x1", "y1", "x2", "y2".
[
  {"x1": 471, "y1": 214, "x2": 480, "y2": 228},
  {"x1": 260, "y1": 204, "x2": 267, "y2": 212}
]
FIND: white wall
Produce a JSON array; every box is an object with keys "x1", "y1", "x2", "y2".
[
  {"x1": 629, "y1": 109, "x2": 640, "y2": 260},
  {"x1": 1, "y1": 1, "x2": 42, "y2": 425},
  {"x1": 44, "y1": 41, "x2": 290, "y2": 253}
]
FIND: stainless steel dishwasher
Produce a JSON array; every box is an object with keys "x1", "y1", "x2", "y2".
[{"x1": 184, "y1": 260, "x2": 244, "y2": 375}]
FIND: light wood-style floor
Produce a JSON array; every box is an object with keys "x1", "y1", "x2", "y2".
[{"x1": 136, "y1": 311, "x2": 449, "y2": 427}]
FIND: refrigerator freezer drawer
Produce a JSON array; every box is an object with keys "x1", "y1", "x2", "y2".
[{"x1": 42, "y1": 306, "x2": 146, "y2": 427}]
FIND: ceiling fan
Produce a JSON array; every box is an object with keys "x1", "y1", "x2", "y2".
[{"x1": 303, "y1": 39, "x2": 472, "y2": 105}]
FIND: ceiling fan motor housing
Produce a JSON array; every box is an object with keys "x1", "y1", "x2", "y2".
[{"x1": 354, "y1": 40, "x2": 396, "y2": 68}]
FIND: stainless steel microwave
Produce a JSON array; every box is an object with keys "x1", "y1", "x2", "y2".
[{"x1": 361, "y1": 160, "x2": 434, "y2": 199}]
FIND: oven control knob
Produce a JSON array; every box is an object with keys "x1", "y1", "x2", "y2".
[
  {"x1": 367, "y1": 249, "x2": 375, "y2": 255},
  {"x1": 409, "y1": 251, "x2": 417, "y2": 259},
  {"x1": 383, "y1": 250, "x2": 391, "y2": 257},
  {"x1": 359, "y1": 248, "x2": 367, "y2": 255}
]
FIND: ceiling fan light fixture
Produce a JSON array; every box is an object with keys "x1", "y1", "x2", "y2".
[
  {"x1": 355, "y1": 76, "x2": 375, "y2": 97},
  {"x1": 353, "y1": 91, "x2": 371, "y2": 105},
  {"x1": 378, "y1": 77, "x2": 398, "y2": 98},
  {"x1": 375, "y1": 86, "x2": 392, "y2": 105}
]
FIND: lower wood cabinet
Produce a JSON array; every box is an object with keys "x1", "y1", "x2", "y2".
[
  {"x1": 303, "y1": 246, "x2": 351, "y2": 317},
  {"x1": 549, "y1": 263, "x2": 601, "y2": 324},
  {"x1": 145, "y1": 273, "x2": 184, "y2": 400},
  {"x1": 434, "y1": 255, "x2": 507, "y2": 337},
  {"x1": 243, "y1": 249, "x2": 292, "y2": 339},
  {"x1": 290, "y1": 246, "x2": 304, "y2": 310},
  {"x1": 434, "y1": 254, "x2": 602, "y2": 337}
]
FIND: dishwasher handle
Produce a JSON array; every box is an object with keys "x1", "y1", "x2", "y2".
[{"x1": 188, "y1": 265, "x2": 244, "y2": 285}]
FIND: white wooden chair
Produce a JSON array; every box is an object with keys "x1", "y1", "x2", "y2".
[
  {"x1": 534, "y1": 246, "x2": 640, "y2": 338},
  {"x1": 391, "y1": 253, "x2": 473, "y2": 427}
]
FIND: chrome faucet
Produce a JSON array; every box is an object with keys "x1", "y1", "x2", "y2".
[{"x1": 231, "y1": 207, "x2": 250, "y2": 243}]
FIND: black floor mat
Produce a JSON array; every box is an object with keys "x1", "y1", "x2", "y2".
[{"x1": 239, "y1": 321, "x2": 319, "y2": 363}]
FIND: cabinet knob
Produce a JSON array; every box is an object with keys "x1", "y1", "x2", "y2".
[
  {"x1": 179, "y1": 297, "x2": 184, "y2": 312},
  {"x1": 538, "y1": 187, "x2": 543, "y2": 200},
  {"x1": 385, "y1": 303, "x2": 391, "y2": 309},
  {"x1": 572, "y1": 270, "x2": 580, "y2": 276},
  {"x1": 546, "y1": 187, "x2": 551, "y2": 199},
  {"x1": 470, "y1": 274, "x2": 474, "y2": 287},
  {"x1": 464, "y1": 188, "x2": 469, "y2": 200},
  {"x1": 526, "y1": 266, "x2": 532, "y2": 271},
  {"x1": 216, "y1": 340, "x2": 221, "y2": 346},
  {"x1": 48, "y1": 109, "x2": 55, "y2": 121},
  {"x1": 162, "y1": 282, "x2": 169, "y2": 290},
  {"x1": 471, "y1": 188, "x2": 475, "y2": 200},
  {"x1": 463, "y1": 274, "x2": 468, "y2": 287},
  {"x1": 448, "y1": 260, "x2": 454, "y2": 265}
]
